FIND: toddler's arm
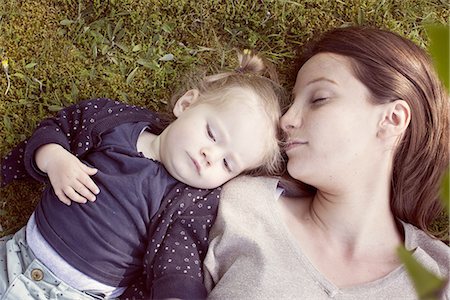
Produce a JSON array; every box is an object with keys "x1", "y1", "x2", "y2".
[
  {"x1": 35, "y1": 143, "x2": 99, "y2": 205},
  {"x1": 2, "y1": 98, "x2": 159, "y2": 188},
  {"x1": 20, "y1": 99, "x2": 115, "y2": 205},
  {"x1": 1, "y1": 98, "x2": 117, "y2": 196},
  {"x1": 8, "y1": 98, "x2": 112, "y2": 184},
  {"x1": 144, "y1": 184, "x2": 220, "y2": 299}
]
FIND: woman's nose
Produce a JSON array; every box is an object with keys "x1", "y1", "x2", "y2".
[{"x1": 280, "y1": 105, "x2": 302, "y2": 132}]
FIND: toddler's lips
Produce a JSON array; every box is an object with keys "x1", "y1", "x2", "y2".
[{"x1": 189, "y1": 154, "x2": 201, "y2": 175}]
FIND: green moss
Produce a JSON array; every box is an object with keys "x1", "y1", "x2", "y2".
[{"x1": 0, "y1": 0, "x2": 448, "y2": 236}]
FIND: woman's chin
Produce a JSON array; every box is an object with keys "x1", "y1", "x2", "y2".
[{"x1": 287, "y1": 165, "x2": 306, "y2": 181}]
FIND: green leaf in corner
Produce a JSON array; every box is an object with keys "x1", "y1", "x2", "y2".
[
  {"x1": 427, "y1": 24, "x2": 450, "y2": 212},
  {"x1": 426, "y1": 25, "x2": 449, "y2": 90},
  {"x1": 397, "y1": 246, "x2": 448, "y2": 300}
]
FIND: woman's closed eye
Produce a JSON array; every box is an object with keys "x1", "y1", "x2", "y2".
[{"x1": 312, "y1": 97, "x2": 328, "y2": 104}]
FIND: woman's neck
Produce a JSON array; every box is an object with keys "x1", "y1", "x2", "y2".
[
  {"x1": 308, "y1": 188, "x2": 402, "y2": 252},
  {"x1": 280, "y1": 185, "x2": 404, "y2": 286},
  {"x1": 304, "y1": 156, "x2": 401, "y2": 247},
  {"x1": 281, "y1": 175, "x2": 403, "y2": 257}
]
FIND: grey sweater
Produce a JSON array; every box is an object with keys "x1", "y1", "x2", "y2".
[{"x1": 204, "y1": 176, "x2": 450, "y2": 300}]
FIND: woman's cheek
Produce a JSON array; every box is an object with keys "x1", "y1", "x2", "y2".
[{"x1": 286, "y1": 155, "x2": 304, "y2": 178}]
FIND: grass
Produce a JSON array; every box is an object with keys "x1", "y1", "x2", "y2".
[{"x1": 0, "y1": 0, "x2": 449, "y2": 236}]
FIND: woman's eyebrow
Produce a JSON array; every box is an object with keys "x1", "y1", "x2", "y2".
[{"x1": 306, "y1": 77, "x2": 338, "y2": 86}]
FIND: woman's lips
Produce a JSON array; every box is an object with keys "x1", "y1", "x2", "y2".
[{"x1": 284, "y1": 140, "x2": 308, "y2": 152}]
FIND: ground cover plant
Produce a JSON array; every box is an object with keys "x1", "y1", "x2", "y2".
[
  {"x1": 1, "y1": 0, "x2": 449, "y2": 297},
  {"x1": 0, "y1": 0, "x2": 448, "y2": 243}
]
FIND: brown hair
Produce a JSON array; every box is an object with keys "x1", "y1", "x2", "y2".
[
  {"x1": 292, "y1": 26, "x2": 449, "y2": 237},
  {"x1": 170, "y1": 50, "x2": 286, "y2": 177}
]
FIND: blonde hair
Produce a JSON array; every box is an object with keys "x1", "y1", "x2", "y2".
[{"x1": 170, "y1": 50, "x2": 286, "y2": 177}]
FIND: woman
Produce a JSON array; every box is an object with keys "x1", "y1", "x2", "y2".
[{"x1": 204, "y1": 26, "x2": 449, "y2": 299}]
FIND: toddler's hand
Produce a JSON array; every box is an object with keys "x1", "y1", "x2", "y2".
[{"x1": 35, "y1": 144, "x2": 100, "y2": 205}]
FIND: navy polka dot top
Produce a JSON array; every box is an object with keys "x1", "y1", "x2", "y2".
[{"x1": 1, "y1": 98, "x2": 220, "y2": 299}]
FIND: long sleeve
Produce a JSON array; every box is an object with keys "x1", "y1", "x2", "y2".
[
  {"x1": 2, "y1": 98, "x2": 167, "y2": 186},
  {"x1": 2, "y1": 98, "x2": 117, "y2": 185},
  {"x1": 22, "y1": 98, "x2": 116, "y2": 182},
  {"x1": 143, "y1": 184, "x2": 220, "y2": 299}
]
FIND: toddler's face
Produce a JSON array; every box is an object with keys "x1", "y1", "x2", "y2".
[{"x1": 159, "y1": 88, "x2": 272, "y2": 189}]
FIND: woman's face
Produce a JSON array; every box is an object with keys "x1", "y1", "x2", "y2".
[{"x1": 280, "y1": 53, "x2": 384, "y2": 189}]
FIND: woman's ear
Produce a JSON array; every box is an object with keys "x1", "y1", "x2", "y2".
[
  {"x1": 377, "y1": 99, "x2": 411, "y2": 139},
  {"x1": 173, "y1": 89, "x2": 200, "y2": 117}
]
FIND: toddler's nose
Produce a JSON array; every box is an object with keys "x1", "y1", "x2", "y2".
[{"x1": 201, "y1": 147, "x2": 221, "y2": 167}]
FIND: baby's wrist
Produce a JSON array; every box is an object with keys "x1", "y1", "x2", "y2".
[{"x1": 35, "y1": 143, "x2": 65, "y2": 173}]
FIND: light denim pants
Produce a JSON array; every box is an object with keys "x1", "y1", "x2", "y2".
[{"x1": 0, "y1": 227, "x2": 103, "y2": 300}]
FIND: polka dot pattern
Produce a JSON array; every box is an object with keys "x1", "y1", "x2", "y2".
[
  {"x1": 2, "y1": 98, "x2": 220, "y2": 299},
  {"x1": 2, "y1": 98, "x2": 170, "y2": 186},
  {"x1": 121, "y1": 184, "x2": 220, "y2": 299}
]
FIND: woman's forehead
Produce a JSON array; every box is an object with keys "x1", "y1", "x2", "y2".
[{"x1": 294, "y1": 53, "x2": 353, "y2": 89}]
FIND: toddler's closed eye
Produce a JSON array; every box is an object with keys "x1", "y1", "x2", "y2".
[
  {"x1": 223, "y1": 159, "x2": 232, "y2": 172},
  {"x1": 207, "y1": 124, "x2": 216, "y2": 142}
]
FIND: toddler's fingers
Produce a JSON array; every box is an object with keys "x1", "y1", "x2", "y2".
[
  {"x1": 79, "y1": 175, "x2": 100, "y2": 196},
  {"x1": 73, "y1": 180, "x2": 97, "y2": 202},
  {"x1": 54, "y1": 190, "x2": 72, "y2": 206},
  {"x1": 82, "y1": 163, "x2": 98, "y2": 175},
  {"x1": 62, "y1": 186, "x2": 88, "y2": 204}
]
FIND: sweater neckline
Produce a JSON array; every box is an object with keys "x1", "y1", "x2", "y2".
[{"x1": 269, "y1": 181, "x2": 420, "y2": 296}]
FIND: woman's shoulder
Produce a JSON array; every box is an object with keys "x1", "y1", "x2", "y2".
[
  {"x1": 221, "y1": 175, "x2": 279, "y2": 195},
  {"x1": 402, "y1": 221, "x2": 450, "y2": 277},
  {"x1": 403, "y1": 221, "x2": 449, "y2": 252},
  {"x1": 217, "y1": 176, "x2": 279, "y2": 211}
]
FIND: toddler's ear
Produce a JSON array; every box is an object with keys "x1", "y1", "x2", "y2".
[
  {"x1": 377, "y1": 99, "x2": 411, "y2": 139},
  {"x1": 173, "y1": 89, "x2": 200, "y2": 117}
]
